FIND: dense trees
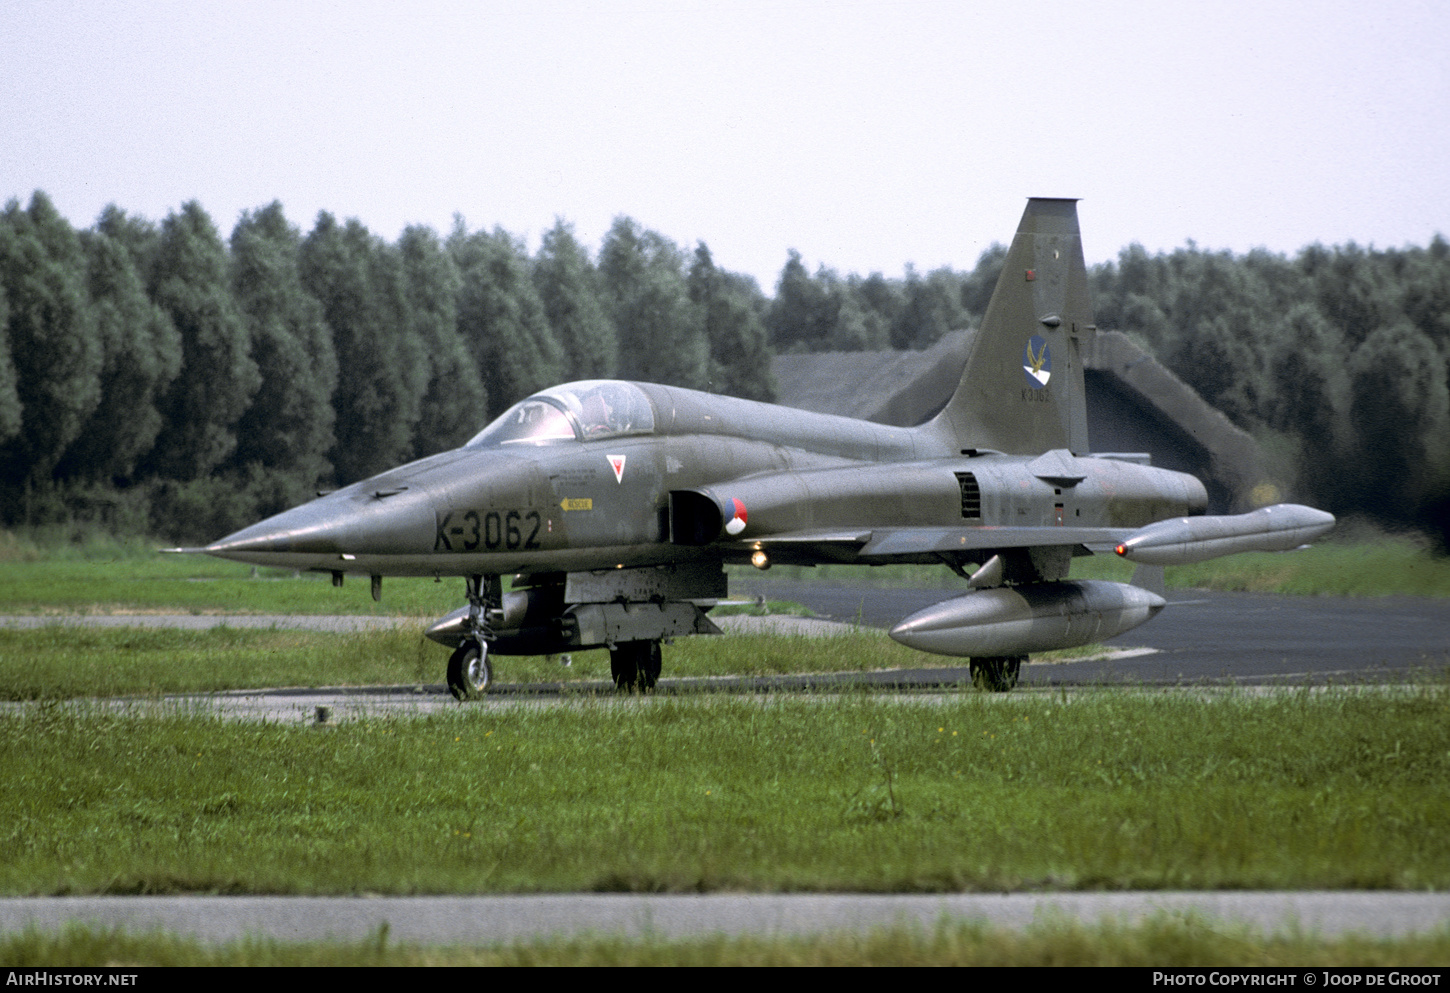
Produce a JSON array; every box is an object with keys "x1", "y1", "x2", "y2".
[
  {"x1": 450, "y1": 225, "x2": 562, "y2": 422},
  {"x1": 0, "y1": 196, "x2": 777, "y2": 540},
  {"x1": 399, "y1": 224, "x2": 483, "y2": 458},
  {"x1": 689, "y1": 244, "x2": 776, "y2": 402},
  {"x1": 144, "y1": 201, "x2": 260, "y2": 483},
  {"x1": 230, "y1": 202, "x2": 337, "y2": 496},
  {"x1": 57, "y1": 224, "x2": 180, "y2": 485},
  {"x1": 0, "y1": 193, "x2": 102, "y2": 488},
  {"x1": 757, "y1": 232, "x2": 1450, "y2": 547},
  {"x1": 533, "y1": 220, "x2": 616, "y2": 383},
  {"x1": 599, "y1": 217, "x2": 708, "y2": 390},
  {"x1": 300, "y1": 213, "x2": 427, "y2": 483},
  {"x1": 1091, "y1": 241, "x2": 1450, "y2": 547},
  {"x1": 0, "y1": 286, "x2": 18, "y2": 447},
  {"x1": 765, "y1": 250, "x2": 989, "y2": 353},
  {"x1": 1, "y1": 189, "x2": 1445, "y2": 547}
]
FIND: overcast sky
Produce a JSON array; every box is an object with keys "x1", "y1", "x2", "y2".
[{"x1": 4, "y1": 0, "x2": 1447, "y2": 291}]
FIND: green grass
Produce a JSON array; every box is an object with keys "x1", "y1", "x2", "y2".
[
  {"x1": 0, "y1": 626, "x2": 437, "y2": 700},
  {"x1": 1163, "y1": 540, "x2": 1450, "y2": 596},
  {"x1": 6, "y1": 917, "x2": 1449, "y2": 966},
  {"x1": 0, "y1": 553, "x2": 463, "y2": 616},
  {"x1": 0, "y1": 528, "x2": 161, "y2": 564},
  {"x1": 2, "y1": 687, "x2": 1446, "y2": 896}
]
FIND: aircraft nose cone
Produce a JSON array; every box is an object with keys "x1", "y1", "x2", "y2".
[
  {"x1": 205, "y1": 503, "x2": 339, "y2": 556},
  {"x1": 204, "y1": 488, "x2": 437, "y2": 560},
  {"x1": 199, "y1": 448, "x2": 536, "y2": 568},
  {"x1": 206, "y1": 495, "x2": 369, "y2": 555}
]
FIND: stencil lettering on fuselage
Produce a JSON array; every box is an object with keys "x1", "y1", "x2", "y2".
[{"x1": 434, "y1": 509, "x2": 542, "y2": 552}]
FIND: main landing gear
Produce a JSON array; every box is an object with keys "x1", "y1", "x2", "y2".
[
  {"x1": 609, "y1": 640, "x2": 662, "y2": 692},
  {"x1": 969, "y1": 656, "x2": 1023, "y2": 692}
]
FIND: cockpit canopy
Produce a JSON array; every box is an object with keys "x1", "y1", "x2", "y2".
[{"x1": 465, "y1": 380, "x2": 656, "y2": 448}]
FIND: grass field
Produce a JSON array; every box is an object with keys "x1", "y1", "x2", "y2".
[
  {"x1": 0, "y1": 551, "x2": 460, "y2": 617},
  {"x1": 6, "y1": 917, "x2": 1449, "y2": 967},
  {"x1": 2, "y1": 687, "x2": 1446, "y2": 896}
]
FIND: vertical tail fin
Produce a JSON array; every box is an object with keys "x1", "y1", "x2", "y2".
[{"x1": 924, "y1": 198, "x2": 1094, "y2": 455}]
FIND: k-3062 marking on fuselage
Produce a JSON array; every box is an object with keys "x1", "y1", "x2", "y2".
[{"x1": 434, "y1": 509, "x2": 543, "y2": 552}]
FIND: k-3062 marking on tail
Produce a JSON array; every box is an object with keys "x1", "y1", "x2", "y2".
[{"x1": 179, "y1": 199, "x2": 1333, "y2": 696}]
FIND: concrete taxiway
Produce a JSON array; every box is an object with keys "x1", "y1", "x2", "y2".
[{"x1": 2, "y1": 893, "x2": 1447, "y2": 944}]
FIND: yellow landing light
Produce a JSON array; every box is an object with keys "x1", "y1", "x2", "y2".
[{"x1": 751, "y1": 550, "x2": 771, "y2": 570}]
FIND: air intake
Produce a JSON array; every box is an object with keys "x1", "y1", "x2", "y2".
[{"x1": 955, "y1": 472, "x2": 981, "y2": 520}]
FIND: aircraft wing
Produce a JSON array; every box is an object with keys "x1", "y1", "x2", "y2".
[
  {"x1": 859, "y1": 526, "x2": 1135, "y2": 559},
  {"x1": 743, "y1": 525, "x2": 1136, "y2": 563},
  {"x1": 748, "y1": 529, "x2": 874, "y2": 547}
]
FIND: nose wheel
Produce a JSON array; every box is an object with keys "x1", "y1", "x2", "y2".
[
  {"x1": 448, "y1": 573, "x2": 502, "y2": 701},
  {"x1": 447, "y1": 640, "x2": 493, "y2": 700}
]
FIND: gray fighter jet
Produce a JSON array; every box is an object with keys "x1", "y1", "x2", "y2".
[{"x1": 193, "y1": 199, "x2": 1334, "y2": 696}]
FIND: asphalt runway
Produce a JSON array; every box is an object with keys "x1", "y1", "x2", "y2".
[{"x1": 737, "y1": 580, "x2": 1450, "y2": 687}]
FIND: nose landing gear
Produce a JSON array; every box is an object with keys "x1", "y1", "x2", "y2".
[
  {"x1": 448, "y1": 573, "x2": 502, "y2": 701},
  {"x1": 447, "y1": 640, "x2": 493, "y2": 700}
]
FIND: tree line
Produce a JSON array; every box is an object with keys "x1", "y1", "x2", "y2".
[
  {"x1": 0, "y1": 192, "x2": 776, "y2": 542},
  {"x1": 759, "y1": 235, "x2": 1450, "y2": 548},
  {"x1": 1092, "y1": 240, "x2": 1450, "y2": 548},
  {"x1": 2, "y1": 189, "x2": 1447, "y2": 547}
]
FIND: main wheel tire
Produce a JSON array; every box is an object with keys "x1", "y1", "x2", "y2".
[
  {"x1": 447, "y1": 640, "x2": 492, "y2": 701},
  {"x1": 609, "y1": 642, "x2": 638, "y2": 690},
  {"x1": 609, "y1": 640, "x2": 661, "y2": 692},
  {"x1": 639, "y1": 640, "x2": 662, "y2": 690},
  {"x1": 969, "y1": 655, "x2": 1022, "y2": 692}
]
